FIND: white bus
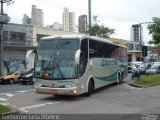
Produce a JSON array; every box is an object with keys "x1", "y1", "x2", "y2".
[{"x1": 33, "y1": 35, "x2": 128, "y2": 96}]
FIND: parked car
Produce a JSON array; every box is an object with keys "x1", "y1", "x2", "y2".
[
  {"x1": 19, "y1": 68, "x2": 34, "y2": 85},
  {"x1": 138, "y1": 63, "x2": 147, "y2": 74},
  {"x1": 0, "y1": 70, "x2": 25, "y2": 84},
  {"x1": 128, "y1": 62, "x2": 143, "y2": 73},
  {"x1": 145, "y1": 63, "x2": 160, "y2": 75}
]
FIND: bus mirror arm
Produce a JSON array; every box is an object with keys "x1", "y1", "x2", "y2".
[{"x1": 75, "y1": 49, "x2": 81, "y2": 64}]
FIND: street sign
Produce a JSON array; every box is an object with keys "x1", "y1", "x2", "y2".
[{"x1": 0, "y1": 14, "x2": 10, "y2": 23}]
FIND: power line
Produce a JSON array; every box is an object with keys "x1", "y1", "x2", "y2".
[{"x1": 43, "y1": 0, "x2": 144, "y2": 23}]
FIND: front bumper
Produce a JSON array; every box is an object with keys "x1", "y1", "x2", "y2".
[{"x1": 34, "y1": 85, "x2": 78, "y2": 95}]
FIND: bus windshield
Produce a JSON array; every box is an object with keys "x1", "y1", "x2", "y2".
[{"x1": 34, "y1": 39, "x2": 80, "y2": 80}]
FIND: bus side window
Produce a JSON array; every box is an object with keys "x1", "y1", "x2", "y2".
[
  {"x1": 97, "y1": 42, "x2": 106, "y2": 58},
  {"x1": 89, "y1": 39, "x2": 97, "y2": 58},
  {"x1": 109, "y1": 45, "x2": 120, "y2": 59},
  {"x1": 104, "y1": 44, "x2": 111, "y2": 58},
  {"x1": 79, "y1": 39, "x2": 88, "y2": 76}
]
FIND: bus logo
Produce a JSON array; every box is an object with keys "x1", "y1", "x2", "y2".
[{"x1": 101, "y1": 59, "x2": 117, "y2": 67}]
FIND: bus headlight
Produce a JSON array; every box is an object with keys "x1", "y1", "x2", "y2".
[
  {"x1": 33, "y1": 78, "x2": 42, "y2": 86},
  {"x1": 34, "y1": 83, "x2": 42, "y2": 87},
  {"x1": 33, "y1": 78, "x2": 41, "y2": 83},
  {"x1": 72, "y1": 90, "x2": 77, "y2": 94},
  {"x1": 65, "y1": 84, "x2": 76, "y2": 88}
]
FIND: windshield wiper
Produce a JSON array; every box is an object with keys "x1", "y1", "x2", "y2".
[
  {"x1": 54, "y1": 61, "x2": 64, "y2": 78},
  {"x1": 53, "y1": 52, "x2": 65, "y2": 78},
  {"x1": 43, "y1": 56, "x2": 53, "y2": 71}
]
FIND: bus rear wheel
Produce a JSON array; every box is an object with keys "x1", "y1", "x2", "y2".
[{"x1": 116, "y1": 73, "x2": 123, "y2": 85}]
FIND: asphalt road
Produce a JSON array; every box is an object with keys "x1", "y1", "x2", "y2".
[
  {"x1": 7, "y1": 82, "x2": 160, "y2": 114},
  {"x1": 2, "y1": 74, "x2": 160, "y2": 115},
  {"x1": 0, "y1": 83, "x2": 33, "y2": 105},
  {"x1": 0, "y1": 84, "x2": 33, "y2": 93}
]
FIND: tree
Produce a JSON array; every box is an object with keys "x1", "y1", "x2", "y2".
[
  {"x1": 89, "y1": 16, "x2": 115, "y2": 38},
  {"x1": 147, "y1": 17, "x2": 160, "y2": 61}
]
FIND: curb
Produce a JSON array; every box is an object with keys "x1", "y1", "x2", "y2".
[{"x1": 128, "y1": 82, "x2": 144, "y2": 88}]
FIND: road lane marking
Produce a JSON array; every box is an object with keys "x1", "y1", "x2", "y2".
[
  {"x1": 16, "y1": 90, "x2": 32, "y2": 93},
  {"x1": 20, "y1": 102, "x2": 60, "y2": 112},
  {"x1": 16, "y1": 91, "x2": 27, "y2": 93},
  {"x1": 5, "y1": 93, "x2": 14, "y2": 97},
  {"x1": 0, "y1": 90, "x2": 32, "y2": 96},
  {"x1": 20, "y1": 109, "x2": 29, "y2": 113},
  {"x1": 0, "y1": 98, "x2": 7, "y2": 101}
]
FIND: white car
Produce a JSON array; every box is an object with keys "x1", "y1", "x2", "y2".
[
  {"x1": 138, "y1": 63, "x2": 147, "y2": 74},
  {"x1": 145, "y1": 63, "x2": 160, "y2": 74},
  {"x1": 128, "y1": 62, "x2": 143, "y2": 73}
]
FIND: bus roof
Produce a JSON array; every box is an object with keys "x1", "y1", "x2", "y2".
[{"x1": 40, "y1": 34, "x2": 127, "y2": 48}]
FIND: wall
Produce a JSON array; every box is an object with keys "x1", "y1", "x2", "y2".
[
  {"x1": 3, "y1": 23, "x2": 33, "y2": 46},
  {"x1": 3, "y1": 58, "x2": 25, "y2": 75},
  {"x1": 32, "y1": 27, "x2": 78, "y2": 46},
  {"x1": 2, "y1": 23, "x2": 34, "y2": 75}
]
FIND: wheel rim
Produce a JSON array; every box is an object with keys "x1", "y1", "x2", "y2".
[{"x1": 10, "y1": 79, "x2": 14, "y2": 84}]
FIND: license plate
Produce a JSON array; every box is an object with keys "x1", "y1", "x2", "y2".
[{"x1": 48, "y1": 90, "x2": 57, "y2": 94}]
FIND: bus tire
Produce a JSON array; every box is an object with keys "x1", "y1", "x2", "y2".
[
  {"x1": 119, "y1": 73, "x2": 123, "y2": 84},
  {"x1": 116, "y1": 73, "x2": 123, "y2": 85},
  {"x1": 85, "y1": 79, "x2": 94, "y2": 96}
]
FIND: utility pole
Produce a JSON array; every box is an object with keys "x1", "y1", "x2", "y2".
[
  {"x1": 88, "y1": 0, "x2": 91, "y2": 35},
  {"x1": 0, "y1": 0, "x2": 4, "y2": 76},
  {"x1": 139, "y1": 23, "x2": 142, "y2": 62},
  {"x1": 0, "y1": 0, "x2": 13, "y2": 76}
]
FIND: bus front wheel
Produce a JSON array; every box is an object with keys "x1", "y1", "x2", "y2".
[{"x1": 85, "y1": 79, "x2": 94, "y2": 96}]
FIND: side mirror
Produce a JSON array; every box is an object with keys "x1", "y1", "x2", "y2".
[{"x1": 75, "y1": 49, "x2": 81, "y2": 64}]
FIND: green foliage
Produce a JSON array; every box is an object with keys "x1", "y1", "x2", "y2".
[
  {"x1": 0, "y1": 105, "x2": 12, "y2": 114},
  {"x1": 148, "y1": 17, "x2": 160, "y2": 44},
  {"x1": 89, "y1": 16, "x2": 115, "y2": 38},
  {"x1": 133, "y1": 74, "x2": 160, "y2": 87}
]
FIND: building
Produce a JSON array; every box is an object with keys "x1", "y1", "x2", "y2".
[
  {"x1": 31, "y1": 5, "x2": 44, "y2": 27},
  {"x1": 32, "y1": 27, "x2": 80, "y2": 46},
  {"x1": 2, "y1": 22, "x2": 82, "y2": 75},
  {"x1": 46, "y1": 22, "x2": 63, "y2": 30},
  {"x1": 130, "y1": 24, "x2": 143, "y2": 42},
  {"x1": 2, "y1": 23, "x2": 34, "y2": 75},
  {"x1": 149, "y1": 45, "x2": 160, "y2": 61},
  {"x1": 63, "y1": 8, "x2": 75, "y2": 32},
  {"x1": 22, "y1": 14, "x2": 31, "y2": 25},
  {"x1": 107, "y1": 38, "x2": 146, "y2": 62},
  {"x1": 78, "y1": 15, "x2": 87, "y2": 33}
]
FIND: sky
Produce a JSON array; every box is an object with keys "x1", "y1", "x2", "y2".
[{"x1": 3, "y1": 0, "x2": 160, "y2": 44}]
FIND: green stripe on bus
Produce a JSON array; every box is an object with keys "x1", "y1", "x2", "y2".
[{"x1": 94, "y1": 72, "x2": 117, "y2": 81}]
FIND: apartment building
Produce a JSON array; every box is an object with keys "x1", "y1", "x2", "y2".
[
  {"x1": 78, "y1": 15, "x2": 87, "y2": 33},
  {"x1": 31, "y1": 5, "x2": 44, "y2": 27},
  {"x1": 63, "y1": 8, "x2": 75, "y2": 32}
]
